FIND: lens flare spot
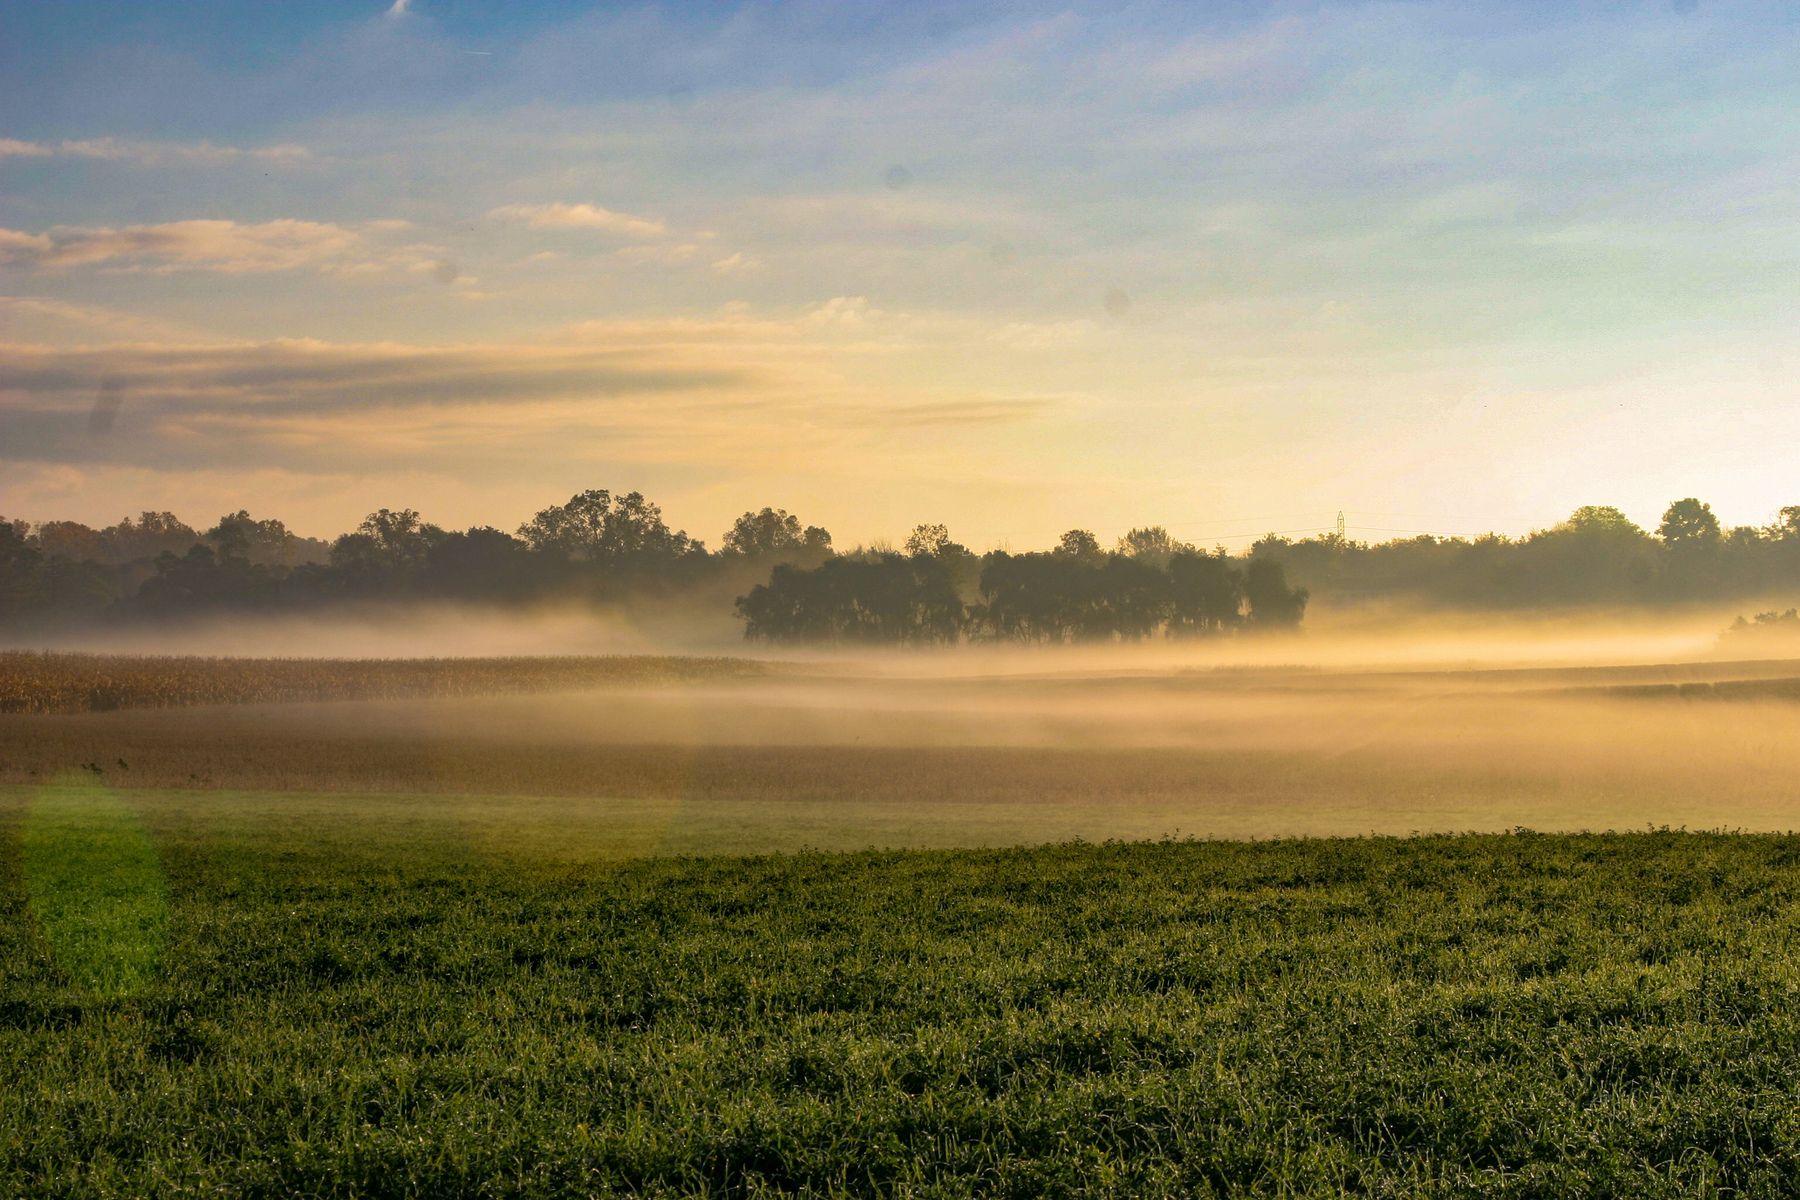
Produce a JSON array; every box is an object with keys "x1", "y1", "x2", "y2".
[{"x1": 22, "y1": 780, "x2": 169, "y2": 997}]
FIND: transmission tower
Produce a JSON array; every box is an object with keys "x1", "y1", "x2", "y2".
[{"x1": 1336, "y1": 511, "x2": 1345, "y2": 541}]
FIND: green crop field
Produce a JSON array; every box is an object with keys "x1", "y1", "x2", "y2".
[{"x1": 7, "y1": 782, "x2": 1800, "y2": 1197}]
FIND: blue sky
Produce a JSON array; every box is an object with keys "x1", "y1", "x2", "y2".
[{"x1": 3, "y1": 0, "x2": 1798, "y2": 547}]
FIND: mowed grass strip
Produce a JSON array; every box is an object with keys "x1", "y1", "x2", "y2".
[
  {"x1": 0, "y1": 652, "x2": 781, "y2": 714},
  {"x1": 5, "y1": 819, "x2": 1800, "y2": 1197}
]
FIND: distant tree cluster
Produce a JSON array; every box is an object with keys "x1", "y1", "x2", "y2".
[
  {"x1": 1249, "y1": 500, "x2": 1800, "y2": 608},
  {"x1": 737, "y1": 526, "x2": 1308, "y2": 644},
  {"x1": 8, "y1": 493, "x2": 1800, "y2": 639},
  {"x1": 0, "y1": 494, "x2": 828, "y2": 629},
  {"x1": 1722, "y1": 607, "x2": 1800, "y2": 646},
  {"x1": 0, "y1": 510, "x2": 331, "y2": 625}
]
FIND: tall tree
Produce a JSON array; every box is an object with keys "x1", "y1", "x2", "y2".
[
  {"x1": 518, "y1": 490, "x2": 699, "y2": 564},
  {"x1": 1116, "y1": 526, "x2": 1193, "y2": 566},
  {"x1": 722, "y1": 508, "x2": 831, "y2": 557},
  {"x1": 738, "y1": 554, "x2": 963, "y2": 645},
  {"x1": 904, "y1": 524, "x2": 955, "y2": 557},
  {"x1": 1244, "y1": 559, "x2": 1308, "y2": 630},
  {"x1": 0, "y1": 519, "x2": 44, "y2": 619},
  {"x1": 1056, "y1": 529, "x2": 1101, "y2": 558},
  {"x1": 1658, "y1": 498, "x2": 1721, "y2": 546},
  {"x1": 348, "y1": 509, "x2": 443, "y2": 570},
  {"x1": 136, "y1": 545, "x2": 276, "y2": 614},
  {"x1": 517, "y1": 489, "x2": 613, "y2": 558},
  {"x1": 1564, "y1": 506, "x2": 1645, "y2": 537},
  {"x1": 31, "y1": 521, "x2": 105, "y2": 563},
  {"x1": 207, "y1": 511, "x2": 300, "y2": 567},
  {"x1": 1168, "y1": 551, "x2": 1244, "y2": 636}
]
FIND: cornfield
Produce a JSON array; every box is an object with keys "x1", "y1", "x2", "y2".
[{"x1": 0, "y1": 651, "x2": 777, "y2": 715}]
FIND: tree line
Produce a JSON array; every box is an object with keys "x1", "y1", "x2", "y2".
[
  {"x1": 735, "y1": 526, "x2": 1307, "y2": 644},
  {"x1": 2, "y1": 492, "x2": 1798, "y2": 641},
  {"x1": 1247, "y1": 500, "x2": 1800, "y2": 609},
  {"x1": 0, "y1": 492, "x2": 829, "y2": 629}
]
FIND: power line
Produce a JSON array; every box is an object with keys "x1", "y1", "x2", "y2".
[{"x1": 1347, "y1": 525, "x2": 1482, "y2": 537}]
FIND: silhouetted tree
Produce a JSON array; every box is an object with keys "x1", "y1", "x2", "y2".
[
  {"x1": 355, "y1": 508, "x2": 443, "y2": 569},
  {"x1": 723, "y1": 508, "x2": 831, "y2": 557},
  {"x1": 40, "y1": 557, "x2": 118, "y2": 618},
  {"x1": 307, "y1": 509, "x2": 446, "y2": 598},
  {"x1": 0, "y1": 519, "x2": 44, "y2": 619},
  {"x1": 207, "y1": 511, "x2": 304, "y2": 568},
  {"x1": 1508, "y1": 507, "x2": 1657, "y2": 605},
  {"x1": 606, "y1": 492, "x2": 701, "y2": 561},
  {"x1": 905, "y1": 524, "x2": 959, "y2": 557},
  {"x1": 738, "y1": 553, "x2": 964, "y2": 644},
  {"x1": 1116, "y1": 526, "x2": 1193, "y2": 566},
  {"x1": 31, "y1": 521, "x2": 105, "y2": 564},
  {"x1": 1057, "y1": 529, "x2": 1101, "y2": 558},
  {"x1": 1090, "y1": 554, "x2": 1172, "y2": 640},
  {"x1": 1167, "y1": 551, "x2": 1243, "y2": 636},
  {"x1": 1658, "y1": 497, "x2": 1724, "y2": 598},
  {"x1": 517, "y1": 489, "x2": 612, "y2": 558},
  {"x1": 518, "y1": 489, "x2": 699, "y2": 565},
  {"x1": 1659, "y1": 498, "x2": 1722, "y2": 546},
  {"x1": 1768, "y1": 506, "x2": 1800, "y2": 540},
  {"x1": 975, "y1": 550, "x2": 1183, "y2": 643},
  {"x1": 976, "y1": 552, "x2": 1079, "y2": 642},
  {"x1": 422, "y1": 527, "x2": 544, "y2": 602},
  {"x1": 1244, "y1": 559, "x2": 1307, "y2": 630},
  {"x1": 1566, "y1": 506, "x2": 1643, "y2": 536},
  {"x1": 136, "y1": 545, "x2": 275, "y2": 614}
]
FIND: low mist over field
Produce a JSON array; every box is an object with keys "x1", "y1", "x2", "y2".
[
  {"x1": 8, "y1": 640, "x2": 1800, "y2": 853},
  {"x1": 0, "y1": 594, "x2": 1771, "y2": 671}
]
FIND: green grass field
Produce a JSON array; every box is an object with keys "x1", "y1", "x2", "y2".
[{"x1": 7, "y1": 784, "x2": 1800, "y2": 1197}]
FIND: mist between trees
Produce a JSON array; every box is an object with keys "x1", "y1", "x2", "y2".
[{"x1": 0, "y1": 495, "x2": 1793, "y2": 643}]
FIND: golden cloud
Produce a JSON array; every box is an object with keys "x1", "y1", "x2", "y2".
[
  {"x1": 0, "y1": 219, "x2": 427, "y2": 275},
  {"x1": 488, "y1": 203, "x2": 669, "y2": 238},
  {"x1": 0, "y1": 322, "x2": 1056, "y2": 476}
]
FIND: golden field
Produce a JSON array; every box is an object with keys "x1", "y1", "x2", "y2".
[
  {"x1": 0, "y1": 651, "x2": 778, "y2": 714},
  {"x1": 5, "y1": 653, "x2": 1800, "y2": 854}
]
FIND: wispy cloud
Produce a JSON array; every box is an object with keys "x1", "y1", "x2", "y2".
[
  {"x1": 0, "y1": 219, "x2": 432, "y2": 276},
  {"x1": 711, "y1": 252, "x2": 762, "y2": 275},
  {"x1": 0, "y1": 138, "x2": 53, "y2": 159},
  {"x1": 489, "y1": 202, "x2": 668, "y2": 238},
  {"x1": 0, "y1": 229, "x2": 54, "y2": 262},
  {"x1": 0, "y1": 311, "x2": 1057, "y2": 480},
  {"x1": 0, "y1": 297, "x2": 211, "y2": 343},
  {"x1": 0, "y1": 137, "x2": 312, "y2": 165},
  {"x1": 0, "y1": 338, "x2": 736, "y2": 416},
  {"x1": 832, "y1": 399, "x2": 1058, "y2": 428}
]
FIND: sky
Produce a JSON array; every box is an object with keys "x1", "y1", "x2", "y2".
[{"x1": 3, "y1": 0, "x2": 1799, "y2": 550}]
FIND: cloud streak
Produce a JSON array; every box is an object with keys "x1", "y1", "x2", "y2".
[
  {"x1": 0, "y1": 317, "x2": 1055, "y2": 478},
  {"x1": 0, "y1": 138, "x2": 54, "y2": 159},
  {"x1": 0, "y1": 137, "x2": 312, "y2": 165},
  {"x1": 489, "y1": 203, "x2": 669, "y2": 238},
  {"x1": 0, "y1": 219, "x2": 432, "y2": 276},
  {"x1": 0, "y1": 338, "x2": 738, "y2": 416}
]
